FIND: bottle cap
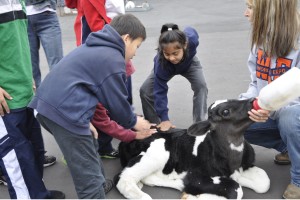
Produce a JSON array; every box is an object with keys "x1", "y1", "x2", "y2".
[{"x1": 252, "y1": 99, "x2": 261, "y2": 110}]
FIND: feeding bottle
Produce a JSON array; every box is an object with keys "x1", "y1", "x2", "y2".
[{"x1": 253, "y1": 67, "x2": 300, "y2": 111}]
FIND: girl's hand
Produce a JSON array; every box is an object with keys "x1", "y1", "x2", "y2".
[
  {"x1": 157, "y1": 120, "x2": 176, "y2": 131},
  {"x1": 248, "y1": 109, "x2": 270, "y2": 122}
]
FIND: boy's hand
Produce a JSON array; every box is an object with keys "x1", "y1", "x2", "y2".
[
  {"x1": 89, "y1": 123, "x2": 98, "y2": 139},
  {"x1": 0, "y1": 87, "x2": 12, "y2": 116},
  {"x1": 133, "y1": 116, "x2": 155, "y2": 131},
  {"x1": 157, "y1": 120, "x2": 176, "y2": 132},
  {"x1": 33, "y1": 78, "x2": 37, "y2": 93},
  {"x1": 135, "y1": 129, "x2": 157, "y2": 140}
]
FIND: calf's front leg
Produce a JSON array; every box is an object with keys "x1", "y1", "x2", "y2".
[{"x1": 230, "y1": 166, "x2": 270, "y2": 193}]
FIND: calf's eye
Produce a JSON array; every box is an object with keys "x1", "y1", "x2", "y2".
[{"x1": 222, "y1": 109, "x2": 230, "y2": 116}]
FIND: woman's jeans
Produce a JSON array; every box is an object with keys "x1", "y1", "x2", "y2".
[
  {"x1": 27, "y1": 11, "x2": 63, "y2": 88},
  {"x1": 245, "y1": 104, "x2": 300, "y2": 187}
]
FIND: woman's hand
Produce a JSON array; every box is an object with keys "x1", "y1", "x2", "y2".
[
  {"x1": 157, "y1": 120, "x2": 176, "y2": 131},
  {"x1": 248, "y1": 109, "x2": 270, "y2": 122}
]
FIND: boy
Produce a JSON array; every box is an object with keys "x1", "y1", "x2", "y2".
[{"x1": 29, "y1": 13, "x2": 152, "y2": 199}]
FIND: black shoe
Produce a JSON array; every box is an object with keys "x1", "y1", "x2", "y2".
[
  {"x1": 0, "y1": 175, "x2": 7, "y2": 186},
  {"x1": 44, "y1": 155, "x2": 57, "y2": 167},
  {"x1": 48, "y1": 190, "x2": 65, "y2": 199},
  {"x1": 274, "y1": 152, "x2": 291, "y2": 165},
  {"x1": 104, "y1": 179, "x2": 114, "y2": 194},
  {"x1": 100, "y1": 149, "x2": 119, "y2": 159}
]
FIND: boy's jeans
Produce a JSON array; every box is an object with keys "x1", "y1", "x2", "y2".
[
  {"x1": 245, "y1": 104, "x2": 300, "y2": 187},
  {"x1": 27, "y1": 11, "x2": 63, "y2": 88},
  {"x1": 37, "y1": 114, "x2": 106, "y2": 199}
]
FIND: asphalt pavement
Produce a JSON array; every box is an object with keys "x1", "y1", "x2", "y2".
[{"x1": 0, "y1": 0, "x2": 291, "y2": 199}]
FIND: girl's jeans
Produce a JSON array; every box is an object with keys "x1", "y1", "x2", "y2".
[{"x1": 245, "y1": 104, "x2": 300, "y2": 187}]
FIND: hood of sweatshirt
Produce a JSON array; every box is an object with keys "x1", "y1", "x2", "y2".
[{"x1": 85, "y1": 24, "x2": 125, "y2": 57}]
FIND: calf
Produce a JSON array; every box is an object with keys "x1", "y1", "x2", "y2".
[{"x1": 116, "y1": 99, "x2": 270, "y2": 199}]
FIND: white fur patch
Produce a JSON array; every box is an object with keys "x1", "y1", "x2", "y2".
[
  {"x1": 211, "y1": 100, "x2": 228, "y2": 109},
  {"x1": 230, "y1": 143, "x2": 244, "y2": 152},
  {"x1": 142, "y1": 170, "x2": 187, "y2": 191},
  {"x1": 117, "y1": 138, "x2": 169, "y2": 199},
  {"x1": 192, "y1": 133, "x2": 208, "y2": 156},
  {"x1": 236, "y1": 185, "x2": 243, "y2": 200},
  {"x1": 230, "y1": 166, "x2": 270, "y2": 194},
  {"x1": 211, "y1": 176, "x2": 221, "y2": 184}
]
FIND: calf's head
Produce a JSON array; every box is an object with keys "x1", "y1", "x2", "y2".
[{"x1": 188, "y1": 99, "x2": 254, "y2": 140}]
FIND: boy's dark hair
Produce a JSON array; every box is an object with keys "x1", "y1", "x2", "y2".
[
  {"x1": 110, "y1": 14, "x2": 146, "y2": 41},
  {"x1": 158, "y1": 23, "x2": 188, "y2": 66}
]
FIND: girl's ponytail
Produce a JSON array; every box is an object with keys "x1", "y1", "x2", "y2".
[{"x1": 160, "y1": 23, "x2": 179, "y2": 34}]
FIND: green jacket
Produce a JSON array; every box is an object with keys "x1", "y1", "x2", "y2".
[{"x1": 0, "y1": 0, "x2": 34, "y2": 110}]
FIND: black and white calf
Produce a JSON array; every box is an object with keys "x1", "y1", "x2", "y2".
[{"x1": 116, "y1": 99, "x2": 270, "y2": 199}]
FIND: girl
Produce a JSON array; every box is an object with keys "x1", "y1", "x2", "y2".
[
  {"x1": 240, "y1": 0, "x2": 300, "y2": 198},
  {"x1": 140, "y1": 23, "x2": 208, "y2": 131}
]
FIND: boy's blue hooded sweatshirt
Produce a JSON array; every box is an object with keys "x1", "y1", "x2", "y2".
[{"x1": 29, "y1": 24, "x2": 137, "y2": 135}]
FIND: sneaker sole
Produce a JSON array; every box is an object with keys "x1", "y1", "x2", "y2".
[
  {"x1": 0, "y1": 180, "x2": 7, "y2": 186},
  {"x1": 274, "y1": 159, "x2": 291, "y2": 165},
  {"x1": 100, "y1": 155, "x2": 119, "y2": 159},
  {"x1": 43, "y1": 161, "x2": 56, "y2": 168},
  {"x1": 61, "y1": 157, "x2": 68, "y2": 166}
]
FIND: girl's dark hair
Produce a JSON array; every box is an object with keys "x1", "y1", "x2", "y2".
[
  {"x1": 158, "y1": 23, "x2": 188, "y2": 66},
  {"x1": 110, "y1": 13, "x2": 146, "y2": 41}
]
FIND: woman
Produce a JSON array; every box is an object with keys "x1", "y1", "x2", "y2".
[{"x1": 240, "y1": 0, "x2": 300, "y2": 198}]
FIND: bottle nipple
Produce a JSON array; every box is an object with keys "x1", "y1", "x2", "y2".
[{"x1": 252, "y1": 99, "x2": 261, "y2": 110}]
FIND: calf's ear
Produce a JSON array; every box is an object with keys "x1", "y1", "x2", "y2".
[{"x1": 187, "y1": 121, "x2": 211, "y2": 136}]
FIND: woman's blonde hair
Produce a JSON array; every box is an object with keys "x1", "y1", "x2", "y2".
[{"x1": 250, "y1": 0, "x2": 300, "y2": 57}]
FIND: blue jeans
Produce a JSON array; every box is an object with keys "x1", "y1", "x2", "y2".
[
  {"x1": 245, "y1": 104, "x2": 300, "y2": 187},
  {"x1": 140, "y1": 56, "x2": 208, "y2": 124},
  {"x1": 56, "y1": 0, "x2": 65, "y2": 7},
  {"x1": 36, "y1": 114, "x2": 106, "y2": 199},
  {"x1": 27, "y1": 11, "x2": 63, "y2": 88}
]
